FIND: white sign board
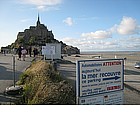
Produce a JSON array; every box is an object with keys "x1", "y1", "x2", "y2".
[
  {"x1": 76, "y1": 59, "x2": 124, "y2": 99},
  {"x1": 42, "y1": 45, "x2": 55, "y2": 55},
  {"x1": 42, "y1": 43, "x2": 61, "y2": 59},
  {"x1": 50, "y1": 46, "x2": 55, "y2": 55},
  {"x1": 79, "y1": 91, "x2": 123, "y2": 105}
]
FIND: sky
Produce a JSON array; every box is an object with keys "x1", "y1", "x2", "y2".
[{"x1": 0, "y1": 0, "x2": 140, "y2": 52}]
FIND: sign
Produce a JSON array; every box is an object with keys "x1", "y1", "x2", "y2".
[
  {"x1": 42, "y1": 43, "x2": 61, "y2": 60},
  {"x1": 50, "y1": 45, "x2": 55, "y2": 55},
  {"x1": 42, "y1": 45, "x2": 55, "y2": 55},
  {"x1": 76, "y1": 59, "x2": 124, "y2": 98},
  {"x1": 79, "y1": 91, "x2": 123, "y2": 105},
  {"x1": 42, "y1": 46, "x2": 46, "y2": 55}
]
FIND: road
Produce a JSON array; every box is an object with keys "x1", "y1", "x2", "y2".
[
  {"x1": 0, "y1": 54, "x2": 33, "y2": 104},
  {"x1": 124, "y1": 61, "x2": 140, "y2": 91},
  {"x1": 58, "y1": 55, "x2": 140, "y2": 105}
]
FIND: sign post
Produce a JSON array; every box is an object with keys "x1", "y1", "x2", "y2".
[
  {"x1": 13, "y1": 55, "x2": 16, "y2": 87},
  {"x1": 42, "y1": 46, "x2": 46, "y2": 61},
  {"x1": 76, "y1": 59, "x2": 124, "y2": 105}
]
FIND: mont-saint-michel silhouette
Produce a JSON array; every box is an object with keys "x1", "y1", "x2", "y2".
[{"x1": 14, "y1": 14, "x2": 80, "y2": 55}]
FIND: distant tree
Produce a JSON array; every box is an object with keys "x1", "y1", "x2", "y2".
[
  {"x1": 18, "y1": 37, "x2": 25, "y2": 44},
  {"x1": 46, "y1": 38, "x2": 51, "y2": 43},
  {"x1": 29, "y1": 37, "x2": 36, "y2": 45},
  {"x1": 11, "y1": 43, "x2": 16, "y2": 49},
  {"x1": 16, "y1": 37, "x2": 25, "y2": 47}
]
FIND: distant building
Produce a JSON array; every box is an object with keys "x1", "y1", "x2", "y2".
[
  {"x1": 16, "y1": 14, "x2": 55, "y2": 47},
  {"x1": 15, "y1": 14, "x2": 80, "y2": 54},
  {"x1": 1, "y1": 46, "x2": 11, "y2": 54}
]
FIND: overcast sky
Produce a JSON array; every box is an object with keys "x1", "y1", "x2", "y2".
[{"x1": 0, "y1": 0, "x2": 140, "y2": 51}]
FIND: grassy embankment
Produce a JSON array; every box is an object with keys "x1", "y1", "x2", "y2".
[{"x1": 17, "y1": 60, "x2": 76, "y2": 105}]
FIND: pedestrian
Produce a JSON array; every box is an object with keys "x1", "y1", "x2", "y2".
[
  {"x1": 3, "y1": 50, "x2": 6, "y2": 56},
  {"x1": 33, "y1": 48, "x2": 38, "y2": 57},
  {"x1": 28, "y1": 46, "x2": 32, "y2": 57},
  {"x1": 21, "y1": 48, "x2": 27, "y2": 61},
  {"x1": 16, "y1": 46, "x2": 22, "y2": 61}
]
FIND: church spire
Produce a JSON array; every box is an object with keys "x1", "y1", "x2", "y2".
[{"x1": 37, "y1": 13, "x2": 41, "y2": 26}]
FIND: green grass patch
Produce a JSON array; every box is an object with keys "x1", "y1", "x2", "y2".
[{"x1": 17, "y1": 60, "x2": 76, "y2": 105}]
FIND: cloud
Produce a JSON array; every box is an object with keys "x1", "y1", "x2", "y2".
[
  {"x1": 19, "y1": 0, "x2": 62, "y2": 6},
  {"x1": 62, "y1": 16, "x2": 140, "y2": 51},
  {"x1": 81, "y1": 30, "x2": 112, "y2": 39},
  {"x1": 61, "y1": 37, "x2": 118, "y2": 51},
  {"x1": 119, "y1": 36, "x2": 140, "y2": 49},
  {"x1": 117, "y1": 17, "x2": 138, "y2": 35},
  {"x1": 62, "y1": 35, "x2": 140, "y2": 51},
  {"x1": 19, "y1": 0, "x2": 62, "y2": 10},
  {"x1": 37, "y1": 5, "x2": 46, "y2": 10},
  {"x1": 63, "y1": 17, "x2": 74, "y2": 26},
  {"x1": 104, "y1": 41, "x2": 118, "y2": 46},
  {"x1": 112, "y1": 17, "x2": 139, "y2": 35},
  {"x1": 81, "y1": 17, "x2": 140, "y2": 39}
]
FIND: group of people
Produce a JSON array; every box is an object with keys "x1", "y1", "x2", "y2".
[{"x1": 16, "y1": 46, "x2": 39, "y2": 61}]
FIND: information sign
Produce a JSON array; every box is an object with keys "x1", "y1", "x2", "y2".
[
  {"x1": 50, "y1": 46, "x2": 55, "y2": 55},
  {"x1": 76, "y1": 59, "x2": 124, "y2": 98},
  {"x1": 42, "y1": 45, "x2": 55, "y2": 55}
]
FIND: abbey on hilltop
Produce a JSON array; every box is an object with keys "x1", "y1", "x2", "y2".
[
  {"x1": 13, "y1": 14, "x2": 80, "y2": 54},
  {"x1": 17, "y1": 14, "x2": 55, "y2": 46}
]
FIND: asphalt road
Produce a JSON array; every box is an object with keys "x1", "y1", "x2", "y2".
[
  {"x1": 124, "y1": 61, "x2": 140, "y2": 92},
  {"x1": 0, "y1": 54, "x2": 33, "y2": 104}
]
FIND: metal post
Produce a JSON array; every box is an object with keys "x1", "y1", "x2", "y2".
[
  {"x1": 44, "y1": 55, "x2": 45, "y2": 61},
  {"x1": 13, "y1": 56, "x2": 16, "y2": 87},
  {"x1": 51, "y1": 54, "x2": 53, "y2": 61},
  {"x1": 51, "y1": 50, "x2": 53, "y2": 61}
]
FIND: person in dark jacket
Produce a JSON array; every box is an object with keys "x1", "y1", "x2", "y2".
[
  {"x1": 17, "y1": 46, "x2": 22, "y2": 61},
  {"x1": 28, "y1": 46, "x2": 32, "y2": 57},
  {"x1": 33, "y1": 48, "x2": 38, "y2": 57}
]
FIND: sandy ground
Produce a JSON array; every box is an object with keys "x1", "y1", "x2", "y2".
[{"x1": 65, "y1": 51, "x2": 140, "y2": 63}]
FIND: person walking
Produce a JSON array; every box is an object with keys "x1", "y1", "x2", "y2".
[
  {"x1": 16, "y1": 46, "x2": 22, "y2": 61},
  {"x1": 33, "y1": 48, "x2": 38, "y2": 57},
  {"x1": 28, "y1": 46, "x2": 32, "y2": 57},
  {"x1": 3, "y1": 50, "x2": 6, "y2": 56},
  {"x1": 21, "y1": 48, "x2": 27, "y2": 61}
]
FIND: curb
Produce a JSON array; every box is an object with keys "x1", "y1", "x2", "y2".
[{"x1": 124, "y1": 83, "x2": 140, "y2": 94}]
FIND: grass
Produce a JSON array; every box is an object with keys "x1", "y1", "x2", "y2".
[{"x1": 17, "y1": 60, "x2": 76, "y2": 105}]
